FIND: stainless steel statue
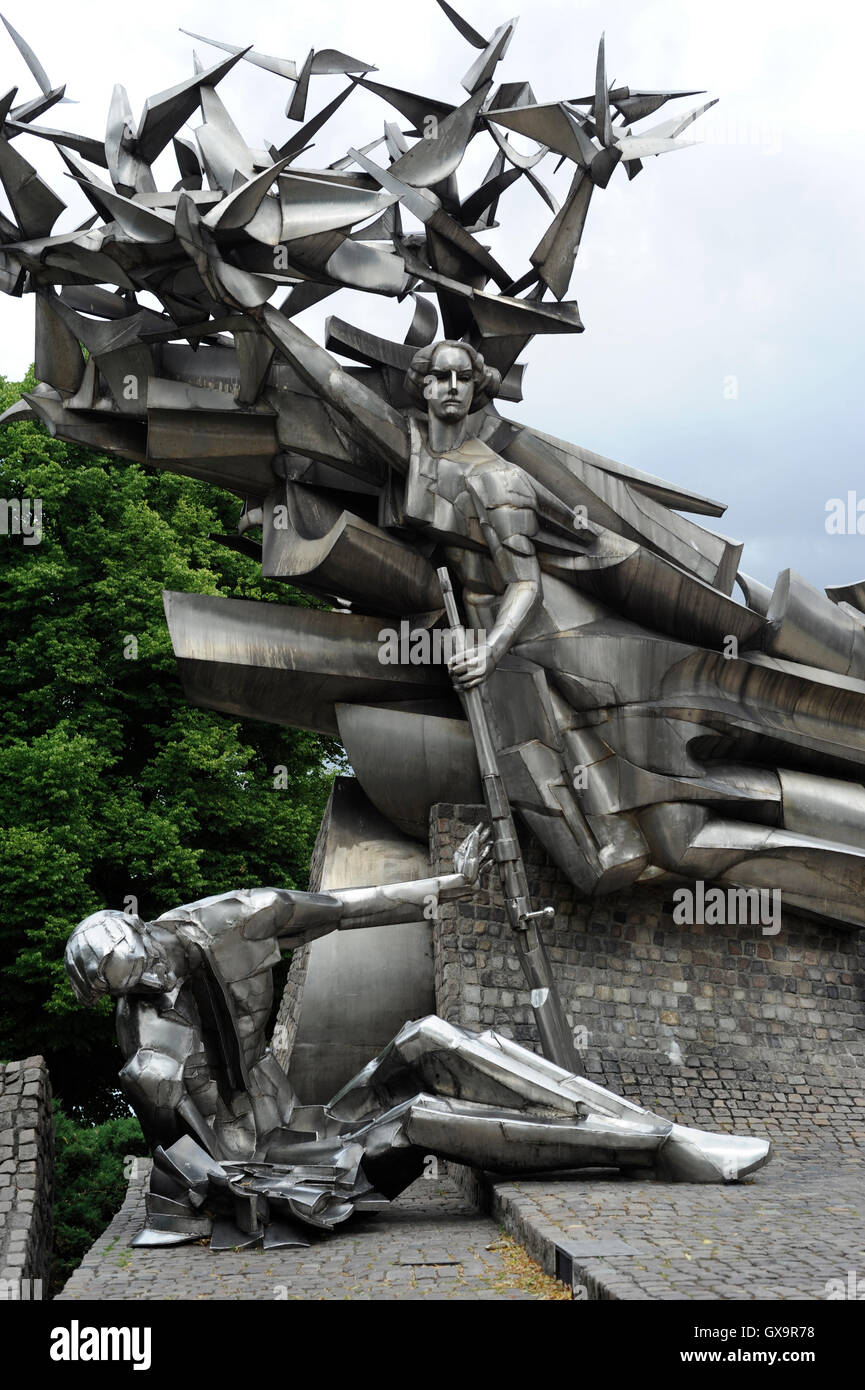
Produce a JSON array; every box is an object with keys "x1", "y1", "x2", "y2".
[
  {"x1": 64, "y1": 826, "x2": 770, "y2": 1247},
  {"x1": 7, "y1": 2, "x2": 859, "y2": 1235}
]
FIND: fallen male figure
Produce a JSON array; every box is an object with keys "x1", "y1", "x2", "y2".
[{"x1": 65, "y1": 827, "x2": 770, "y2": 1249}]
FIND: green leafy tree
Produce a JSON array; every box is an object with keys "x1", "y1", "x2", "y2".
[
  {"x1": 0, "y1": 371, "x2": 345, "y2": 1117},
  {"x1": 51, "y1": 1104, "x2": 148, "y2": 1292}
]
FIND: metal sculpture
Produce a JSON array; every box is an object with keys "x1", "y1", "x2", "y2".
[
  {"x1": 64, "y1": 829, "x2": 770, "y2": 1247},
  {"x1": 10, "y1": 2, "x2": 860, "y2": 1233}
]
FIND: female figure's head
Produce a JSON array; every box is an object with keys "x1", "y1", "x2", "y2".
[{"x1": 405, "y1": 340, "x2": 501, "y2": 422}]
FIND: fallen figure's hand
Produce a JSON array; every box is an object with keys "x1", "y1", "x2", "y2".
[{"x1": 453, "y1": 823, "x2": 494, "y2": 885}]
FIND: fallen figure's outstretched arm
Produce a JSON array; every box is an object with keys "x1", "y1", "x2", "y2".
[
  {"x1": 325, "y1": 822, "x2": 493, "y2": 934},
  {"x1": 167, "y1": 824, "x2": 493, "y2": 949}
]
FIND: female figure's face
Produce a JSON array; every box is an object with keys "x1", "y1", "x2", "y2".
[{"x1": 423, "y1": 344, "x2": 475, "y2": 422}]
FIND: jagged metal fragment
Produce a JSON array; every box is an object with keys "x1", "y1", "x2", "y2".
[
  {"x1": 357, "y1": 77, "x2": 454, "y2": 136},
  {"x1": 137, "y1": 49, "x2": 250, "y2": 165},
  {"x1": 404, "y1": 291, "x2": 439, "y2": 347},
  {"x1": 461, "y1": 19, "x2": 516, "y2": 94},
  {"x1": 3, "y1": 118, "x2": 107, "y2": 165},
  {"x1": 278, "y1": 80, "x2": 360, "y2": 161},
  {"x1": 0, "y1": 136, "x2": 65, "y2": 236},
  {"x1": 387, "y1": 82, "x2": 489, "y2": 188},
  {"x1": 435, "y1": 0, "x2": 488, "y2": 48},
  {"x1": 530, "y1": 167, "x2": 593, "y2": 298},
  {"x1": 180, "y1": 29, "x2": 297, "y2": 80},
  {"x1": 0, "y1": 13, "x2": 71, "y2": 104},
  {"x1": 826, "y1": 580, "x2": 865, "y2": 614}
]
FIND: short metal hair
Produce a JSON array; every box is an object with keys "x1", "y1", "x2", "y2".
[{"x1": 404, "y1": 340, "x2": 501, "y2": 406}]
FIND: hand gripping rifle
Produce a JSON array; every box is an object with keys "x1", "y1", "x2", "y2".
[{"x1": 437, "y1": 567, "x2": 578, "y2": 1073}]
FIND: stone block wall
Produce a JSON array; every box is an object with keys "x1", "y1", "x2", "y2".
[
  {"x1": 431, "y1": 803, "x2": 865, "y2": 1139},
  {"x1": 0, "y1": 1057, "x2": 54, "y2": 1289}
]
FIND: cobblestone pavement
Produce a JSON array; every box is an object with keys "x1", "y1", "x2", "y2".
[
  {"x1": 57, "y1": 1120, "x2": 865, "y2": 1302},
  {"x1": 56, "y1": 1167, "x2": 556, "y2": 1301},
  {"x1": 480, "y1": 1124, "x2": 865, "y2": 1300}
]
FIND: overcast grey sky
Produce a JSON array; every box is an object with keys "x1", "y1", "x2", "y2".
[{"x1": 0, "y1": 0, "x2": 862, "y2": 593}]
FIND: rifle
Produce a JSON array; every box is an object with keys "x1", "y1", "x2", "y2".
[{"x1": 437, "y1": 566, "x2": 579, "y2": 1073}]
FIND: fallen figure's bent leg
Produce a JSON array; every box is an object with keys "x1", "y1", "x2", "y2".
[
  {"x1": 131, "y1": 1016, "x2": 771, "y2": 1246},
  {"x1": 324, "y1": 1016, "x2": 772, "y2": 1184}
]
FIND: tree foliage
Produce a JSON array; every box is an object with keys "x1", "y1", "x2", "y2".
[
  {"x1": 0, "y1": 371, "x2": 344, "y2": 1117},
  {"x1": 51, "y1": 1104, "x2": 148, "y2": 1293}
]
